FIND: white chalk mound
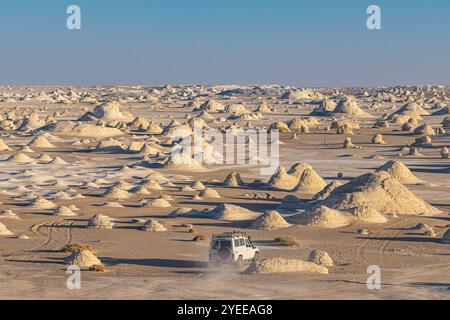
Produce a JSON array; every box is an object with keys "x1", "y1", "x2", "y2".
[
  {"x1": 290, "y1": 206, "x2": 354, "y2": 228},
  {"x1": 333, "y1": 96, "x2": 374, "y2": 118},
  {"x1": 267, "y1": 166, "x2": 299, "y2": 191},
  {"x1": 351, "y1": 206, "x2": 390, "y2": 224},
  {"x1": 250, "y1": 210, "x2": 291, "y2": 230},
  {"x1": 5, "y1": 153, "x2": 34, "y2": 163},
  {"x1": 145, "y1": 198, "x2": 172, "y2": 208},
  {"x1": 0, "y1": 222, "x2": 14, "y2": 236},
  {"x1": 39, "y1": 121, "x2": 123, "y2": 138},
  {"x1": 293, "y1": 168, "x2": 327, "y2": 193},
  {"x1": 209, "y1": 204, "x2": 260, "y2": 221},
  {"x1": 288, "y1": 162, "x2": 313, "y2": 178},
  {"x1": 199, "y1": 187, "x2": 221, "y2": 198},
  {"x1": 27, "y1": 197, "x2": 56, "y2": 209},
  {"x1": 376, "y1": 160, "x2": 422, "y2": 184},
  {"x1": 103, "y1": 186, "x2": 131, "y2": 200},
  {"x1": 313, "y1": 181, "x2": 344, "y2": 201},
  {"x1": 65, "y1": 249, "x2": 102, "y2": 268},
  {"x1": 388, "y1": 102, "x2": 429, "y2": 119},
  {"x1": 198, "y1": 99, "x2": 225, "y2": 112},
  {"x1": 142, "y1": 219, "x2": 167, "y2": 232},
  {"x1": 52, "y1": 206, "x2": 77, "y2": 217},
  {"x1": 223, "y1": 172, "x2": 245, "y2": 187},
  {"x1": 28, "y1": 136, "x2": 55, "y2": 148},
  {"x1": 246, "y1": 258, "x2": 329, "y2": 274},
  {"x1": 308, "y1": 250, "x2": 334, "y2": 267},
  {"x1": 163, "y1": 152, "x2": 205, "y2": 170},
  {"x1": 87, "y1": 214, "x2": 114, "y2": 229},
  {"x1": 191, "y1": 180, "x2": 206, "y2": 191},
  {"x1": 80, "y1": 101, "x2": 134, "y2": 122},
  {"x1": 0, "y1": 139, "x2": 11, "y2": 151},
  {"x1": 320, "y1": 171, "x2": 440, "y2": 216},
  {"x1": 0, "y1": 210, "x2": 20, "y2": 219}
]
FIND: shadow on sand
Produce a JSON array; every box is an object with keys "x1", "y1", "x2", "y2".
[
  {"x1": 357, "y1": 236, "x2": 441, "y2": 244},
  {"x1": 100, "y1": 257, "x2": 209, "y2": 269}
]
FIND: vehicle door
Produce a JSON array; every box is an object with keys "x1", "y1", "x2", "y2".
[
  {"x1": 238, "y1": 237, "x2": 249, "y2": 259},
  {"x1": 233, "y1": 238, "x2": 240, "y2": 260},
  {"x1": 244, "y1": 238, "x2": 254, "y2": 259}
]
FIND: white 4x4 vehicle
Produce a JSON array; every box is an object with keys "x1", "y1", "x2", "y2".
[{"x1": 209, "y1": 232, "x2": 259, "y2": 265}]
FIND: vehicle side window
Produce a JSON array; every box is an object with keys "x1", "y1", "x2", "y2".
[
  {"x1": 239, "y1": 239, "x2": 245, "y2": 246},
  {"x1": 234, "y1": 239, "x2": 240, "y2": 247},
  {"x1": 221, "y1": 241, "x2": 231, "y2": 248}
]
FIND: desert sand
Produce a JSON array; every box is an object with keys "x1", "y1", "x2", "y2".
[{"x1": 0, "y1": 84, "x2": 449, "y2": 300}]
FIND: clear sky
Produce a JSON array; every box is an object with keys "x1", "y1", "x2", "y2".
[{"x1": 1, "y1": 0, "x2": 450, "y2": 87}]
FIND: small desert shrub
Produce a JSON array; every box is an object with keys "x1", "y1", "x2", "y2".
[
  {"x1": 274, "y1": 236, "x2": 300, "y2": 247},
  {"x1": 89, "y1": 265, "x2": 106, "y2": 272},
  {"x1": 192, "y1": 235, "x2": 206, "y2": 242},
  {"x1": 62, "y1": 243, "x2": 95, "y2": 253}
]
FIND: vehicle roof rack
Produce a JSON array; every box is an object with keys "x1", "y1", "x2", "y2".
[{"x1": 212, "y1": 231, "x2": 247, "y2": 237}]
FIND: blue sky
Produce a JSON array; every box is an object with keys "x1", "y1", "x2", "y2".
[{"x1": 1, "y1": 0, "x2": 450, "y2": 87}]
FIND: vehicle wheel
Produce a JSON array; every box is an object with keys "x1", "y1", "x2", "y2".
[
  {"x1": 235, "y1": 255, "x2": 243, "y2": 266},
  {"x1": 218, "y1": 247, "x2": 231, "y2": 260}
]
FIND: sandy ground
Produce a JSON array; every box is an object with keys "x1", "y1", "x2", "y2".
[{"x1": 0, "y1": 85, "x2": 449, "y2": 300}]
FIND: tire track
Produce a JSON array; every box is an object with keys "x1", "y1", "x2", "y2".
[
  {"x1": 354, "y1": 219, "x2": 405, "y2": 266},
  {"x1": 56, "y1": 220, "x2": 77, "y2": 251},
  {"x1": 6, "y1": 219, "x2": 75, "y2": 262}
]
